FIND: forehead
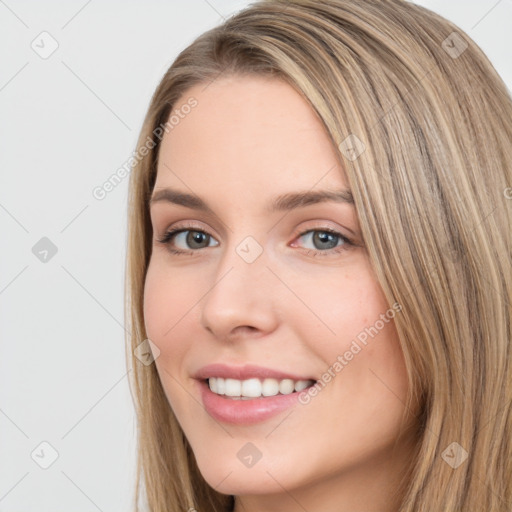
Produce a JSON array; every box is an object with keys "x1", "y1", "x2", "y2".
[{"x1": 155, "y1": 74, "x2": 347, "y2": 196}]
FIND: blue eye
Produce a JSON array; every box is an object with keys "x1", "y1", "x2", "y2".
[
  {"x1": 156, "y1": 226, "x2": 353, "y2": 257},
  {"x1": 298, "y1": 230, "x2": 346, "y2": 250},
  {"x1": 157, "y1": 229, "x2": 219, "y2": 252}
]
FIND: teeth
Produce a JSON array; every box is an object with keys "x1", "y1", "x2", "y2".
[
  {"x1": 262, "y1": 378, "x2": 279, "y2": 396},
  {"x1": 294, "y1": 380, "x2": 310, "y2": 392},
  {"x1": 242, "y1": 378, "x2": 262, "y2": 397},
  {"x1": 208, "y1": 377, "x2": 314, "y2": 398},
  {"x1": 279, "y1": 379, "x2": 295, "y2": 395},
  {"x1": 224, "y1": 378, "x2": 241, "y2": 397}
]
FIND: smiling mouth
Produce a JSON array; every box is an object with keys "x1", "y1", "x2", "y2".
[{"x1": 206, "y1": 377, "x2": 316, "y2": 399}]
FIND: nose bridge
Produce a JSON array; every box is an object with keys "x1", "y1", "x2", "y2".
[{"x1": 200, "y1": 235, "x2": 277, "y2": 338}]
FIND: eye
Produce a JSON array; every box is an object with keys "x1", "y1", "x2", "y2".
[
  {"x1": 292, "y1": 228, "x2": 352, "y2": 254},
  {"x1": 156, "y1": 226, "x2": 354, "y2": 257},
  {"x1": 157, "y1": 228, "x2": 219, "y2": 253}
]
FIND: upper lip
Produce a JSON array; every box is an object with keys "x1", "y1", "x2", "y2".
[{"x1": 194, "y1": 363, "x2": 316, "y2": 382}]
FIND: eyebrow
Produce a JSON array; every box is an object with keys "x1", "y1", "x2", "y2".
[{"x1": 149, "y1": 187, "x2": 354, "y2": 212}]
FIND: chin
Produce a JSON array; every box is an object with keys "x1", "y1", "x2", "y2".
[{"x1": 195, "y1": 455, "x2": 292, "y2": 496}]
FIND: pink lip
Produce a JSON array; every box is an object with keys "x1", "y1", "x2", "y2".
[
  {"x1": 194, "y1": 363, "x2": 314, "y2": 381},
  {"x1": 197, "y1": 380, "x2": 309, "y2": 425},
  {"x1": 194, "y1": 364, "x2": 316, "y2": 425}
]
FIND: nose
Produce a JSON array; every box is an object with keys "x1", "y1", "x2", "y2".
[{"x1": 200, "y1": 241, "x2": 279, "y2": 342}]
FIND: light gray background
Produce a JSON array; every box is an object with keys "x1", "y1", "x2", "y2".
[{"x1": 1, "y1": 1, "x2": 510, "y2": 510}]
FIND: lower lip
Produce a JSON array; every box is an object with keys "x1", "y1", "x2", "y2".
[{"x1": 198, "y1": 380, "x2": 309, "y2": 425}]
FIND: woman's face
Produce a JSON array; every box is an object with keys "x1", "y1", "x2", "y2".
[{"x1": 144, "y1": 75, "x2": 417, "y2": 509}]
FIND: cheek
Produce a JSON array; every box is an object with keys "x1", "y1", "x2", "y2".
[
  {"x1": 143, "y1": 259, "x2": 202, "y2": 336},
  {"x1": 289, "y1": 265, "x2": 393, "y2": 349},
  {"x1": 143, "y1": 263, "x2": 168, "y2": 342},
  {"x1": 142, "y1": 260, "x2": 201, "y2": 364},
  {"x1": 291, "y1": 265, "x2": 408, "y2": 401},
  {"x1": 142, "y1": 262, "x2": 201, "y2": 413}
]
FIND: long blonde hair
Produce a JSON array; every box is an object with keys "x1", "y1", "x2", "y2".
[{"x1": 124, "y1": 1, "x2": 512, "y2": 510}]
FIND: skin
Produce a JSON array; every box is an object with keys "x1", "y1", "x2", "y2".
[{"x1": 144, "y1": 74, "x2": 419, "y2": 512}]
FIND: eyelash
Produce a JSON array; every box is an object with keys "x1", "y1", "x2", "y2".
[{"x1": 156, "y1": 224, "x2": 354, "y2": 258}]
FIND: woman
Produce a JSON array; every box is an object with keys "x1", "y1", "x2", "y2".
[{"x1": 125, "y1": 1, "x2": 512, "y2": 511}]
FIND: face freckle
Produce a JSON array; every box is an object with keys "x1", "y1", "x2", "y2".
[{"x1": 143, "y1": 74, "x2": 417, "y2": 508}]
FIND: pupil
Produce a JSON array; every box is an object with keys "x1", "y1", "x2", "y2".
[
  {"x1": 187, "y1": 231, "x2": 208, "y2": 248},
  {"x1": 313, "y1": 231, "x2": 338, "y2": 250}
]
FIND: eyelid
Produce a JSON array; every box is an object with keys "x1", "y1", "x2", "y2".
[
  {"x1": 155, "y1": 220, "x2": 358, "y2": 257},
  {"x1": 290, "y1": 219, "x2": 355, "y2": 243},
  {"x1": 156, "y1": 223, "x2": 219, "y2": 245},
  {"x1": 157, "y1": 220, "x2": 219, "y2": 240},
  {"x1": 289, "y1": 227, "x2": 353, "y2": 253},
  {"x1": 294, "y1": 226, "x2": 346, "y2": 239}
]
